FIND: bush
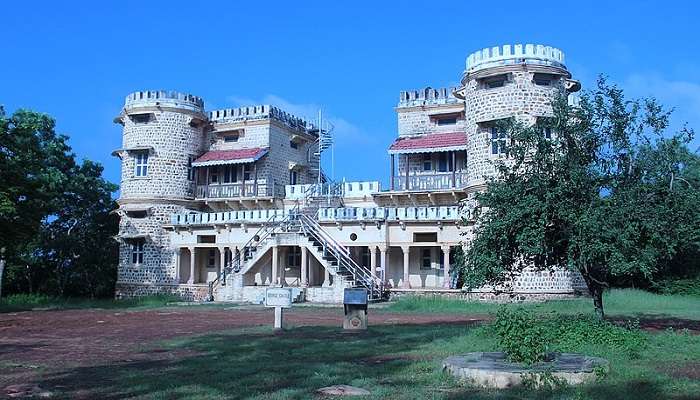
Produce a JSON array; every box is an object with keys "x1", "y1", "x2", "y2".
[
  {"x1": 492, "y1": 307, "x2": 647, "y2": 364},
  {"x1": 549, "y1": 315, "x2": 647, "y2": 358},
  {"x1": 653, "y1": 278, "x2": 700, "y2": 296},
  {"x1": 493, "y1": 307, "x2": 549, "y2": 364}
]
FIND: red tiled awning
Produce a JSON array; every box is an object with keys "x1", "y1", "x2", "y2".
[
  {"x1": 192, "y1": 147, "x2": 268, "y2": 167},
  {"x1": 388, "y1": 132, "x2": 468, "y2": 154}
]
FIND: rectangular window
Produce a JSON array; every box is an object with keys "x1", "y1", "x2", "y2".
[
  {"x1": 243, "y1": 164, "x2": 251, "y2": 181},
  {"x1": 491, "y1": 127, "x2": 508, "y2": 155},
  {"x1": 224, "y1": 134, "x2": 238, "y2": 142},
  {"x1": 131, "y1": 113, "x2": 151, "y2": 124},
  {"x1": 131, "y1": 240, "x2": 144, "y2": 264},
  {"x1": 533, "y1": 73, "x2": 553, "y2": 86},
  {"x1": 223, "y1": 165, "x2": 231, "y2": 183},
  {"x1": 287, "y1": 247, "x2": 301, "y2": 267},
  {"x1": 437, "y1": 117, "x2": 457, "y2": 126},
  {"x1": 210, "y1": 166, "x2": 219, "y2": 183},
  {"x1": 438, "y1": 153, "x2": 448, "y2": 172},
  {"x1": 421, "y1": 248, "x2": 432, "y2": 270},
  {"x1": 289, "y1": 170, "x2": 298, "y2": 185},
  {"x1": 422, "y1": 153, "x2": 432, "y2": 171},
  {"x1": 208, "y1": 249, "x2": 216, "y2": 268},
  {"x1": 487, "y1": 80, "x2": 505, "y2": 88},
  {"x1": 187, "y1": 156, "x2": 195, "y2": 181},
  {"x1": 361, "y1": 247, "x2": 370, "y2": 267},
  {"x1": 543, "y1": 127, "x2": 552, "y2": 140},
  {"x1": 134, "y1": 152, "x2": 148, "y2": 177},
  {"x1": 413, "y1": 232, "x2": 438, "y2": 242}
]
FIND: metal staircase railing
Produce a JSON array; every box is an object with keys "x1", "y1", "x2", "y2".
[
  {"x1": 206, "y1": 182, "x2": 384, "y2": 302},
  {"x1": 207, "y1": 211, "x2": 288, "y2": 300},
  {"x1": 295, "y1": 212, "x2": 384, "y2": 300}
]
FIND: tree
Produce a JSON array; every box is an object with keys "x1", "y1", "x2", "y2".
[
  {"x1": 0, "y1": 107, "x2": 118, "y2": 297},
  {"x1": 458, "y1": 78, "x2": 700, "y2": 319}
]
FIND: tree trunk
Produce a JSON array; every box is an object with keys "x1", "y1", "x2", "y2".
[
  {"x1": 0, "y1": 248, "x2": 6, "y2": 299},
  {"x1": 581, "y1": 271, "x2": 606, "y2": 320},
  {"x1": 590, "y1": 283, "x2": 605, "y2": 320}
]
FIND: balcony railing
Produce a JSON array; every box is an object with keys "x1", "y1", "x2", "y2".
[
  {"x1": 394, "y1": 171, "x2": 468, "y2": 191},
  {"x1": 170, "y1": 205, "x2": 465, "y2": 226},
  {"x1": 195, "y1": 181, "x2": 284, "y2": 199}
]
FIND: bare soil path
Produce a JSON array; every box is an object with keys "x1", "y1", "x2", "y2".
[{"x1": 0, "y1": 306, "x2": 484, "y2": 367}]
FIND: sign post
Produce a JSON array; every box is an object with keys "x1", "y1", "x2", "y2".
[
  {"x1": 343, "y1": 288, "x2": 368, "y2": 331},
  {"x1": 265, "y1": 287, "x2": 292, "y2": 331}
]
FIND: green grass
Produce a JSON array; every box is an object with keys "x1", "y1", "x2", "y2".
[
  {"x1": 0, "y1": 293, "x2": 184, "y2": 312},
  {"x1": 30, "y1": 317, "x2": 700, "y2": 399},
  {"x1": 386, "y1": 289, "x2": 700, "y2": 320}
]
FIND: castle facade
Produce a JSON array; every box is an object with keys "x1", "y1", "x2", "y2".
[{"x1": 113, "y1": 44, "x2": 586, "y2": 303}]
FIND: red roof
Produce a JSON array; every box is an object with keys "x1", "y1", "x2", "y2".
[
  {"x1": 192, "y1": 147, "x2": 268, "y2": 166},
  {"x1": 388, "y1": 132, "x2": 468, "y2": 154}
]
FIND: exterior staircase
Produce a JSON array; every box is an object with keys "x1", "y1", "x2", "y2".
[{"x1": 208, "y1": 183, "x2": 385, "y2": 303}]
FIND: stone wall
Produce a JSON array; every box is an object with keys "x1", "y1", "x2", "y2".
[{"x1": 463, "y1": 69, "x2": 567, "y2": 185}]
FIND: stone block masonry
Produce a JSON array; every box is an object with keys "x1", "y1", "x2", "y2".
[{"x1": 113, "y1": 43, "x2": 586, "y2": 303}]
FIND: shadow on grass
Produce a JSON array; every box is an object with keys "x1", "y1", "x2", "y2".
[
  {"x1": 31, "y1": 320, "x2": 697, "y2": 400},
  {"x1": 445, "y1": 379, "x2": 699, "y2": 400},
  {"x1": 37, "y1": 323, "x2": 473, "y2": 399}
]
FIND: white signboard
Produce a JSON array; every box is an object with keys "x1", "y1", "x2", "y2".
[{"x1": 265, "y1": 287, "x2": 292, "y2": 308}]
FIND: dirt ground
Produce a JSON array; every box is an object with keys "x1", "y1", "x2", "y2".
[
  {"x1": 1, "y1": 305, "x2": 697, "y2": 398},
  {"x1": 0, "y1": 306, "x2": 484, "y2": 367}
]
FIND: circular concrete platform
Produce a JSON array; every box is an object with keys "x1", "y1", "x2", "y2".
[{"x1": 443, "y1": 352, "x2": 608, "y2": 389}]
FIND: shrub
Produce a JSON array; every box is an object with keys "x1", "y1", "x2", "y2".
[
  {"x1": 493, "y1": 307, "x2": 549, "y2": 364},
  {"x1": 491, "y1": 308, "x2": 647, "y2": 364},
  {"x1": 653, "y1": 278, "x2": 700, "y2": 296},
  {"x1": 549, "y1": 315, "x2": 647, "y2": 358}
]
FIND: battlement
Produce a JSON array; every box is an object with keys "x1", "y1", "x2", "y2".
[
  {"x1": 398, "y1": 87, "x2": 462, "y2": 108},
  {"x1": 466, "y1": 44, "x2": 566, "y2": 74},
  {"x1": 209, "y1": 105, "x2": 314, "y2": 132},
  {"x1": 124, "y1": 90, "x2": 205, "y2": 112}
]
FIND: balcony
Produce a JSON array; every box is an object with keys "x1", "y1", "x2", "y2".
[
  {"x1": 195, "y1": 181, "x2": 284, "y2": 199},
  {"x1": 394, "y1": 171, "x2": 468, "y2": 191}
]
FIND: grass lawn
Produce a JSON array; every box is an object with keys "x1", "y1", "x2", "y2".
[
  {"x1": 38, "y1": 317, "x2": 699, "y2": 399},
  {"x1": 2, "y1": 289, "x2": 699, "y2": 399},
  {"x1": 0, "y1": 293, "x2": 185, "y2": 312},
  {"x1": 387, "y1": 288, "x2": 700, "y2": 320}
]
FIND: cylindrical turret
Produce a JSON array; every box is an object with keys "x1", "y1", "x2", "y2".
[
  {"x1": 117, "y1": 90, "x2": 207, "y2": 201},
  {"x1": 457, "y1": 44, "x2": 579, "y2": 185},
  {"x1": 113, "y1": 90, "x2": 207, "y2": 295}
]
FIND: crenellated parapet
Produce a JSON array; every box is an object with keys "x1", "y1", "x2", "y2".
[
  {"x1": 466, "y1": 44, "x2": 566, "y2": 75},
  {"x1": 124, "y1": 90, "x2": 205, "y2": 113},
  {"x1": 209, "y1": 105, "x2": 314, "y2": 132},
  {"x1": 398, "y1": 87, "x2": 462, "y2": 108}
]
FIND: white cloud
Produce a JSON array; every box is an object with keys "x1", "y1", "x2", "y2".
[
  {"x1": 224, "y1": 94, "x2": 376, "y2": 145},
  {"x1": 623, "y1": 73, "x2": 700, "y2": 132}
]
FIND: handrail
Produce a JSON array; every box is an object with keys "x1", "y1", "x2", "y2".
[
  {"x1": 207, "y1": 211, "x2": 288, "y2": 300},
  {"x1": 298, "y1": 213, "x2": 381, "y2": 298}
]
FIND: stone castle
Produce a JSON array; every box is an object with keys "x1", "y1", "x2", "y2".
[{"x1": 113, "y1": 43, "x2": 586, "y2": 303}]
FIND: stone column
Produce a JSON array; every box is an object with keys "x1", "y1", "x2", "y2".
[
  {"x1": 323, "y1": 267, "x2": 331, "y2": 287},
  {"x1": 404, "y1": 154, "x2": 410, "y2": 190},
  {"x1": 174, "y1": 248, "x2": 182, "y2": 284},
  {"x1": 401, "y1": 245, "x2": 410, "y2": 289},
  {"x1": 279, "y1": 247, "x2": 287, "y2": 287},
  {"x1": 187, "y1": 247, "x2": 196, "y2": 284},
  {"x1": 378, "y1": 245, "x2": 387, "y2": 283},
  {"x1": 301, "y1": 246, "x2": 308, "y2": 287},
  {"x1": 218, "y1": 246, "x2": 226, "y2": 280},
  {"x1": 271, "y1": 245, "x2": 279, "y2": 286},
  {"x1": 390, "y1": 154, "x2": 395, "y2": 190},
  {"x1": 442, "y1": 245, "x2": 451, "y2": 288},
  {"x1": 369, "y1": 246, "x2": 377, "y2": 278}
]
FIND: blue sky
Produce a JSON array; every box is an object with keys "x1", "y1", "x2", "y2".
[{"x1": 3, "y1": 0, "x2": 699, "y2": 188}]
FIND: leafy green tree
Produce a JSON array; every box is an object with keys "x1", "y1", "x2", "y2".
[
  {"x1": 458, "y1": 78, "x2": 700, "y2": 319},
  {"x1": 0, "y1": 107, "x2": 118, "y2": 298}
]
